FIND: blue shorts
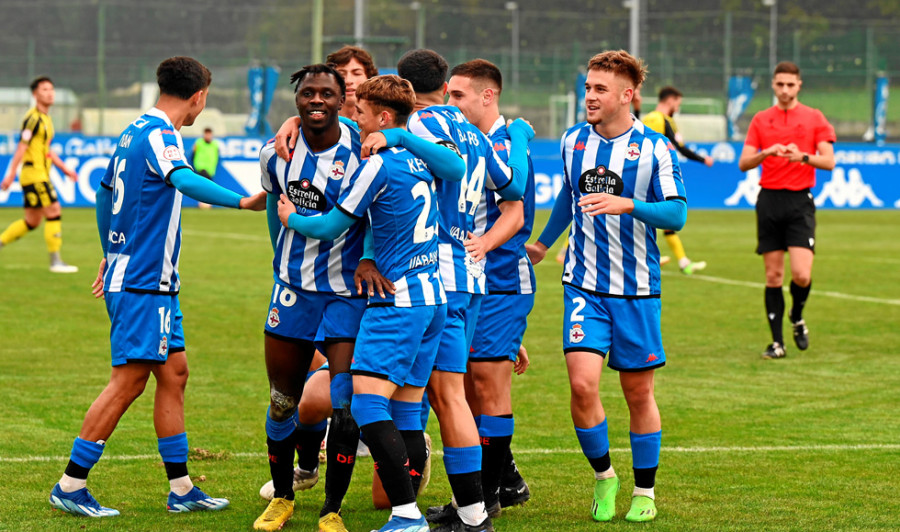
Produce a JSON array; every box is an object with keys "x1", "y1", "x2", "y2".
[
  {"x1": 433, "y1": 292, "x2": 482, "y2": 374},
  {"x1": 470, "y1": 293, "x2": 534, "y2": 362},
  {"x1": 351, "y1": 304, "x2": 447, "y2": 387},
  {"x1": 562, "y1": 285, "x2": 665, "y2": 372},
  {"x1": 264, "y1": 283, "x2": 366, "y2": 345},
  {"x1": 105, "y1": 291, "x2": 185, "y2": 367}
]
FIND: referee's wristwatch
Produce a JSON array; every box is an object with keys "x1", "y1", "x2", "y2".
[{"x1": 801, "y1": 154, "x2": 810, "y2": 164}]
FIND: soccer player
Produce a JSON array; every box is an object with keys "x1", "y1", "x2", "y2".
[
  {"x1": 392, "y1": 49, "x2": 533, "y2": 532},
  {"x1": 328, "y1": 45, "x2": 379, "y2": 122},
  {"x1": 443, "y1": 58, "x2": 535, "y2": 516},
  {"x1": 49, "y1": 56, "x2": 266, "y2": 518},
  {"x1": 1, "y1": 76, "x2": 79, "y2": 272},
  {"x1": 738, "y1": 61, "x2": 835, "y2": 359},
  {"x1": 643, "y1": 85, "x2": 713, "y2": 275},
  {"x1": 527, "y1": 50, "x2": 687, "y2": 523},
  {"x1": 190, "y1": 127, "x2": 220, "y2": 209},
  {"x1": 277, "y1": 73, "x2": 454, "y2": 532}
]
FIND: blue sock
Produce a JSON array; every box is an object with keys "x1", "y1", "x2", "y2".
[
  {"x1": 390, "y1": 399, "x2": 422, "y2": 431},
  {"x1": 420, "y1": 393, "x2": 431, "y2": 431},
  {"x1": 69, "y1": 437, "x2": 105, "y2": 470},
  {"x1": 443, "y1": 445, "x2": 482, "y2": 475},
  {"x1": 350, "y1": 394, "x2": 391, "y2": 427},
  {"x1": 266, "y1": 406, "x2": 298, "y2": 442},
  {"x1": 330, "y1": 372, "x2": 353, "y2": 410},
  {"x1": 158, "y1": 432, "x2": 189, "y2": 463},
  {"x1": 630, "y1": 430, "x2": 661, "y2": 469},
  {"x1": 574, "y1": 419, "x2": 609, "y2": 459},
  {"x1": 478, "y1": 415, "x2": 514, "y2": 438}
]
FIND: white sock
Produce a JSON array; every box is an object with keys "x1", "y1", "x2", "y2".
[
  {"x1": 391, "y1": 502, "x2": 421, "y2": 520},
  {"x1": 169, "y1": 475, "x2": 193, "y2": 496},
  {"x1": 58, "y1": 474, "x2": 86, "y2": 493},
  {"x1": 679, "y1": 257, "x2": 691, "y2": 269},
  {"x1": 594, "y1": 466, "x2": 616, "y2": 480},
  {"x1": 457, "y1": 501, "x2": 488, "y2": 526},
  {"x1": 633, "y1": 486, "x2": 655, "y2": 499}
]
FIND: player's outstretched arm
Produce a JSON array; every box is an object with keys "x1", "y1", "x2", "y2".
[
  {"x1": 631, "y1": 198, "x2": 687, "y2": 231},
  {"x1": 494, "y1": 118, "x2": 535, "y2": 201},
  {"x1": 168, "y1": 167, "x2": 265, "y2": 210},
  {"x1": 277, "y1": 194, "x2": 355, "y2": 241},
  {"x1": 370, "y1": 128, "x2": 466, "y2": 182}
]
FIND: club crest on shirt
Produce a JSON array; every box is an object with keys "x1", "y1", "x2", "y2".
[
  {"x1": 625, "y1": 142, "x2": 641, "y2": 161},
  {"x1": 267, "y1": 308, "x2": 280, "y2": 328},
  {"x1": 569, "y1": 323, "x2": 586, "y2": 344},
  {"x1": 329, "y1": 161, "x2": 345, "y2": 180},
  {"x1": 287, "y1": 179, "x2": 326, "y2": 212},
  {"x1": 579, "y1": 165, "x2": 624, "y2": 196},
  {"x1": 158, "y1": 336, "x2": 168, "y2": 356}
]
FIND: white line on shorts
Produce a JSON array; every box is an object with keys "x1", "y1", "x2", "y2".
[
  {"x1": 3, "y1": 443, "x2": 898, "y2": 463},
  {"x1": 662, "y1": 271, "x2": 900, "y2": 306}
]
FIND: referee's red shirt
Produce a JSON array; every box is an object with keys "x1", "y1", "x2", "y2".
[{"x1": 745, "y1": 103, "x2": 836, "y2": 190}]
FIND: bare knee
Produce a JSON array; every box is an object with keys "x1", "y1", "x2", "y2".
[
  {"x1": 765, "y1": 270, "x2": 784, "y2": 286},
  {"x1": 569, "y1": 377, "x2": 599, "y2": 410},
  {"x1": 23, "y1": 210, "x2": 42, "y2": 228},
  {"x1": 269, "y1": 388, "x2": 299, "y2": 420},
  {"x1": 791, "y1": 272, "x2": 811, "y2": 287}
]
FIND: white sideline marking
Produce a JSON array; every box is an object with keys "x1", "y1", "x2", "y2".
[
  {"x1": 3, "y1": 443, "x2": 898, "y2": 463},
  {"x1": 662, "y1": 271, "x2": 900, "y2": 306}
]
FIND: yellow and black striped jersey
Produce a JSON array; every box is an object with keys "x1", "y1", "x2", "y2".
[{"x1": 18, "y1": 107, "x2": 54, "y2": 186}]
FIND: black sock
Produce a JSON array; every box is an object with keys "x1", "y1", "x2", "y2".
[
  {"x1": 481, "y1": 434, "x2": 513, "y2": 507},
  {"x1": 267, "y1": 436, "x2": 296, "y2": 500},
  {"x1": 360, "y1": 420, "x2": 416, "y2": 507},
  {"x1": 765, "y1": 286, "x2": 785, "y2": 345},
  {"x1": 448, "y1": 470, "x2": 483, "y2": 508},
  {"x1": 399, "y1": 429, "x2": 427, "y2": 495},
  {"x1": 294, "y1": 426, "x2": 326, "y2": 472},
  {"x1": 789, "y1": 280, "x2": 811, "y2": 323},
  {"x1": 320, "y1": 407, "x2": 359, "y2": 516},
  {"x1": 633, "y1": 466, "x2": 658, "y2": 489},
  {"x1": 64, "y1": 460, "x2": 90, "y2": 480},
  {"x1": 500, "y1": 449, "x2": 523, "y2": 487},
  {"x1": 587, "y1": 451, "x2": 612, "y2": 474},
  {"x1": 163, "y1": 461, "x2": 189, "y2": 480}
]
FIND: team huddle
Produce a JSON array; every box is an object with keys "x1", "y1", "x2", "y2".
[{"x1": 44, "y1": 45, "x2": 697, "y2": 531}]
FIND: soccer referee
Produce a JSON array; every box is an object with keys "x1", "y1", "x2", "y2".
[{"x1": 738, "y1": 61, "x2": 835, "y2": 359}]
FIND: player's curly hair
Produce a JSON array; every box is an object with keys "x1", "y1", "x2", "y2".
[
  {"x1": 327, "y1": 46, "x2": 379, "y2": 79},
  {"x1": 450, "y1": 59, "x2": 503, "y2": 93},
  {"x1": 290, "y1": 63, "x2": 346, "y2": 97},
  {"x1": 157, "y1": 57, "x2": 211, "y2": 100},
  {"x1": 356, "y1": 75, "x2": 416, "y2": 126},
  {"x1": 397, "y1": 49, "x2": 448, "y2": 94},
  {"x1": 587, "y1": 50, "x2": 647, "y2": 89}
]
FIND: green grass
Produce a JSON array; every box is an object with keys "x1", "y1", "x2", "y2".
[{"x1": 1, "y1": 208, "x2": 898, "y2": 531}]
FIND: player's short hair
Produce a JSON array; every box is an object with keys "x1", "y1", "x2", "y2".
[
  {"x1": 290, "y1": 63, "x2": 346, "y2": 96},
  {"x1": 587, "y1": 50, "x2": 647, "y2": 89},
  {"x1": 657, "y1": 86, "x2": 682, "y2": 101},
  {"x1": 397, "y1": 49, "x2": 448, "y2": 94},
  {"x1": 203, "y1": 127, "x2": 213, "y2": 133},
  {"x1": 774, "y1": 61, "x2": 801, "y2": 77},
  {"x1": 356, "y1": 75, "x2": 415, "y2": 126},
  {"x1": 30, "y1": 76, "x2": 53, "y2": 92},
  {"x1": 156, "y1": 57, "x2": 211, "y2": 100},
  {"x1": 327, "y1": 46, "x2": 379, "y2": 79},
  {"x1": 450, "y1": 59, "x2": 503, "y2": 93}
]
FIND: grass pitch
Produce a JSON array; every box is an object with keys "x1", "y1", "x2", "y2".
[{"x1": 0, "y1": 208, "x2": 898, "y2": 531}]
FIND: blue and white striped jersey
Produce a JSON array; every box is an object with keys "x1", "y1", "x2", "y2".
[
  {"x1": 259, "y1": 122, "x2": 363, "y2": 296},
  {"x1": 559, "y1": 119, "x2": 685, "y2": 297},
  {"x1": 100, "y1": 108, "x2": 190, "y2": 294},
  {"x1": 407, "y1": 105, "x2": 514, "y2": 295},
  {"x1": 472, "y1": 117, "x2": 536, "y2": 295},
  {"x1": 337, "y1": 146, "x2": 445, "y2": 308}
]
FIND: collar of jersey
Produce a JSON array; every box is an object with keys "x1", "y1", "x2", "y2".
[
  {"x1": 590, "y1": 122, "x2": 634, "y2": 143},
  {"x1": 146, "y1": 107, "x2": 174, "y2": 126}
]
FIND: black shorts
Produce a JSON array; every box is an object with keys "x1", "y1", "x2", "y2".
[
  {"x1": 755, "y1": 188, "x2": 816, "y2": 255},
  {"x1": 22, "y1": 181, "x2": 58, "y2": 209}
]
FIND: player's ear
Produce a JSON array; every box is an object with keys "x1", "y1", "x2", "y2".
[
  {"x1": 441, "y1": 82, "x2": 448, "y2": 97},
  {"x1": 482, "y1": 88, "x2": 493, "y2": 106}
]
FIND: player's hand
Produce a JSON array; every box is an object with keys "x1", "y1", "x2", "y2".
[
  {"x1": 91, "y1": 258, "x2": 107, "y2": 299},
  {"x1": 703, "y1": 155, "x2": 714, "y2": 167},
  {"x1": 1, "y1": 173, "x2": 14, "y2": 191},
  {"x1": 354, "y1": 259, "x2": 395, "y2": 298},
  {"x1": 514, "y1": 344, "x2": 530, "y2": 375},
  {"x1": 274, "y1": 117, "x2": 302, "y2": 161},
  {"x1": 64, "y1": 167, "x2": 78, "y2": 180},
  {"x1": 277, "y1": 194, "x2": 295, "y2": 227},
  {"x1": 464, "y1": 231, "x2": 488, "y2": 263},
  {"x1": 780, "y1": 143, "x2": 805, "y2": 162},
  {"x1": 525, "y1": 242, "x2": 548, "y2": 265},
  {"x1": 507, "y1": 118, "x2": 536, "y2": 141},
  {"x1": 578, "y1": 193, "x2": 634, "y2": 216},
  {"x1": 361, "y1": 132, "x2": 388, "y2": 159},
  {"x1": 762, "y1": 143, "x2": 788, "y2": 158},
  {"x1": 239, "y1": 191, "x2": 267, "y2": 211}
]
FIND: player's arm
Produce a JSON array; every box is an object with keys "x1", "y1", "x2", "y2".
[
  {"x1": 780, "y1": 140, "x2": 835, "y2": 170},
  {"x1": 355, "y1": 222, "x2": 395, "y2": 298},
  {"x1": 1, "y1": 143, "x2": 27, "y2": 189},
  {"x1": 372, "y1": 128, "x2": 465, "y2": 182},
  {"x1": 465, "y1": 199, "x2": 524, "y2": 262},
  {"x1": 48, "y1": 150, "x2": 78, "y2": 180},
  {"x1": 526, "y1": 179, "x2": 574, "y2": 265},
  {"x1": 488, "y1": 119, "x2": 535, "y2": 201},
  {"x1": 265, "y1": 193, "x2": 281, "y2": 251},
  {"x1": 274, "y1": 116, "x2": 302, "y2": 161},
  {"x1": 663, "y1": 119, "x2": 710, "y2": 166},
  {"x1": 580, "y1": 194, "x2": 686, "y2": 231},
  {"x1": 168, "y1": 168, "x2": 265, "y2": 210},
  {"x1": 277, "y1": 195, "x2": 356, "y2": 240}
]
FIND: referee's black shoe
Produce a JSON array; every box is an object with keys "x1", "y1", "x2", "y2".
[
  {"x1": 792, "y1": 320, "x2": 810, "y2": 350},
  {"x1": 762, "y1": 342, "x2": 786, "y2": 359}
]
